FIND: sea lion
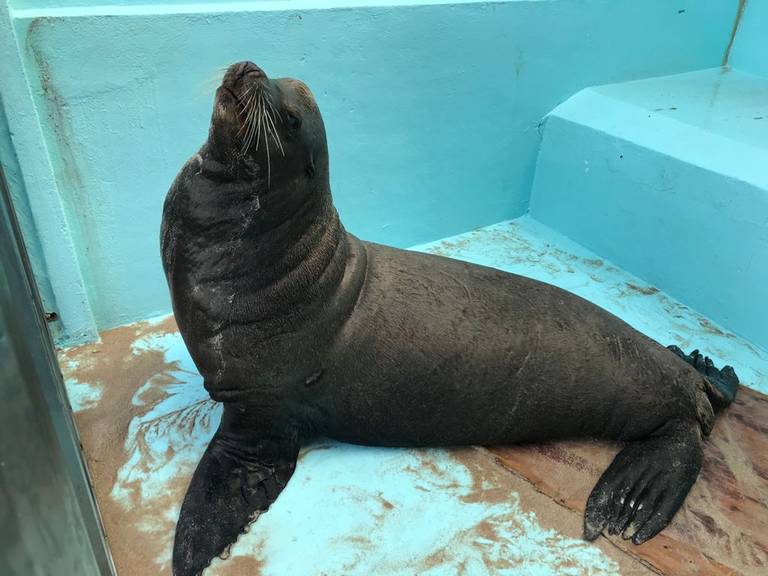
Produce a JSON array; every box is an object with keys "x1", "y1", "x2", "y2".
[{"x1": 161, "y1": 61, "x2": 739, "y2": 576}]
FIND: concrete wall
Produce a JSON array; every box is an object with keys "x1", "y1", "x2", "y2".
[
  {"x1": 3, "y1": 0, "x2": 738, "y2": 342},
  {"x1": 730, "y1": 1, "x2": 768, "y2": 77},
  {"x1": 1, "y1": 2, "x2": 97, "y2": 343}
]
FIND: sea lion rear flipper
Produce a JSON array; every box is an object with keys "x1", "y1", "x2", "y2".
[
  {"x1": 172, "y1": 420, "x2": 298, "y2": 576},
  {"x1": 583, "y1": 419, "x2": 702, "y2": 545},
  {"x1": 667, "y1": 345, "x2": 740, "y2": 411}
]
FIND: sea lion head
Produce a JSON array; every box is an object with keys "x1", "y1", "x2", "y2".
[{"x1": 208, "y1": 61, "x2": 327, "y2": 191}]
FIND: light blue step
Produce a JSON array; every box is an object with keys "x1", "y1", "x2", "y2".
[{"x1": 529, "y1": 67, "x2": 768, "y2": 350}]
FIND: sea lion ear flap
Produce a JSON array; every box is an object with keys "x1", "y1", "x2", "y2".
[
  {"x1": 305, "y1": 152, "x2": 316, "y2": 178},
  {"x1": 172, "y1": 425, "x2": 298, "y2": 576}
]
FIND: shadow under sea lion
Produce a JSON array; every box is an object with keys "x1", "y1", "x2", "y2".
[{"x1": 161, "y1": 61, "x2": 739, "y2": 576}]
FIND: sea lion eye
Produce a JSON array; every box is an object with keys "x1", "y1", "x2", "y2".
[{"x1": 286, "y1": 112, "x2": 301, "y2": 131}]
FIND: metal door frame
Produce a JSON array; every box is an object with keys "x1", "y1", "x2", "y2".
[{"x1": 0, "y1": 161, "x2": 115, "y2": 575}]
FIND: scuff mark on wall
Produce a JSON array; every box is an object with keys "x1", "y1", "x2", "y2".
[
  {"x1": 24, "y1": 16, "x2": 100, "y2": 317},
  {"x1": 26, "y1": 18, "x2": 85, "y2": 205}
]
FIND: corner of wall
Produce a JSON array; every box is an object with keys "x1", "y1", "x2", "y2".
[
  {"x1": 1, "y1": 2, "x2": 98, "y2": 344},
  {"x1": 725, "y1": 1, "x2": 768, "y2": 77}
]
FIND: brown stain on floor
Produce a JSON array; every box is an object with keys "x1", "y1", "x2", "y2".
[
  {"x1": 490, "y1": 388, "x2": 768, "y2": 576},
  {"x1": 698, "y1": 316, "x2": 727, "y2": 337},
  {"x1": 624, "y1": 282, "x2": 660, "y2": 296},
  {"x1": 583, "y1": 258, "x2": 605, "y2": 268},
  {"x1": 413, "y1": 447, "x2": 654, "y2": 576},
  {"x1": 423, "y1": 222, "x2": 578, "y2": 276},
  {"x1": 210, "y1": 551, "x2": 265, "y2": 576},
  {"x1": 378, "y1": 494, "x2": 395, "y2": 510}
]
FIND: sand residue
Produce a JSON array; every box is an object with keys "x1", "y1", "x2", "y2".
[
  {"x1": 408, "y1": 447, "x2": 649, "y2": 575},
  {"x1": 209, "y1": 551, "x2": 265, "y2": 576},
  {"x1": 59, "y1": 316, "x2": 197, "y2": 576}
]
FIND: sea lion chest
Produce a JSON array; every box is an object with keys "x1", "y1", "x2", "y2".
[{"x1": 161, "y1": 163, "x2": 364, "y2": 402}]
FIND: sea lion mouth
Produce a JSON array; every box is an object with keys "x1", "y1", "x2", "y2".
[{"x1": 220, "y1": 85, "x2": 240, "y2": 103}]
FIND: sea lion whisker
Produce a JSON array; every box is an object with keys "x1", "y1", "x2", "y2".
[
  {"x1": 234, "y1": 87, "x2": 250, "y2": 107},
  {"x1": 239, "y1": 99, "x2": 257, "y2": 149},
  {"x1": 240, "y1": 90, "x2": 259, "y2": 130},
  {"x1": 263, "y1": 108, "x2": 271, "y2": 187},
  {"x1": 243, "y1": 92, "x2": 262, "y2": 153},
  {"x1": 264, "y1": 107, "x2": 285, "y2": 156},
  {"x1": 250, "y1": 94, "x2": 263, "y2": 150},
  {"x1": 241, "y1": 118, "x2": 254, "y2": 154},
  {"x1": 265, "y1": 95, "x2": 281, "y2": 124},
  {"x1": 239, "y1": 86, "x2": 253, "y2": 103},
  {"x1": 257, "y1": 90, "x2": 284, "y2": 155},
  {"x1": 237, "y1": 94, "x2": 257, "y2": 136},
  {"x1": 240, "y1": 94, "x2": 254, "y2": 117},
  {"x1": 253, "y1": 92, "x2": 265, "y2": 151},
  {"x1": 236, "y1": 90, "x2": 253, "y2": 113}
]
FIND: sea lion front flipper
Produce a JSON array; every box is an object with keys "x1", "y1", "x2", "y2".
[
  {"x1": 583, "y1": 419, "x2": 702, "y2": 545},
  {"x1": 172, "y1": 418, "x2": 298, "y2": 576}
]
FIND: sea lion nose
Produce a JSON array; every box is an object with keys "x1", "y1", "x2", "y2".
[{"x1": 235, "y1": 61, "x2": 265, "y2": 80}]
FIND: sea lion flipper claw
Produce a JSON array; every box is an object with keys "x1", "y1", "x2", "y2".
[
  {"x1": 172, "y1": 425, "x2": 297, "y2": 576},
  {"x1": 584, "y1": 419, "x2": 702, "y2": 545}
]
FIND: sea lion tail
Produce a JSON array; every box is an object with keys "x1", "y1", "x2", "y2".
[
  {"x1": 172, "y1": 426, "x2": 297, "y2": 576},
  {"x1": 666, "y1": 345, "x2": 740, "y2": 412}
]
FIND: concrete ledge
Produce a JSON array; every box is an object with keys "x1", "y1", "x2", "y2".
[
  {"x1": 530, "y1": 68, "x2": 768, "y2": 349},
  {"x1": 12, "y1": 1, "x2": 549, "y2": 18}
]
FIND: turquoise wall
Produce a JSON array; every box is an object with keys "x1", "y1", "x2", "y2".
[
  {"x1": 3, "y1": 1, "x2": 739, "y2": 342},
  {"x1": 730, "y1": 1, "x2": 768, "y2": 78}
]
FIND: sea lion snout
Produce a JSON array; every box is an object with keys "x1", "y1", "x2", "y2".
[
  {"x1": 219, "y1": 61, "x2": 267, "y2": 98},
  {"x1": 225, "y1": 60, "x2": 266, "y2": 83},
  {"x1": 218, "y1": 61, "x2": 265, "y2": 96}
]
